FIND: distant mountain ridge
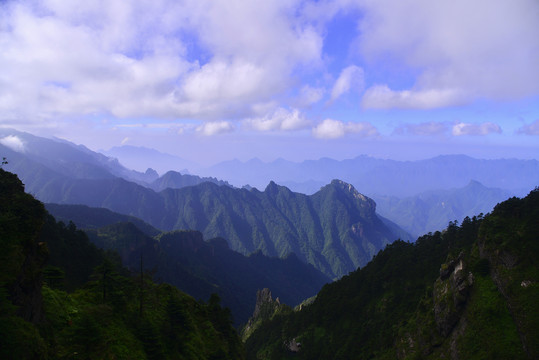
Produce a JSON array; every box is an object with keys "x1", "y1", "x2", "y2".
[
  {"x1": 149, "y1": 170, "x2": 230, "y2": 192},
  {"x1": 202, "y1": 154, "x2": 538, "y2": 197},
  {"x1": 373, "y1": 180, "x2": 513, "y2": 237},
  {"x1": 103, "y1": 145, "x2": 198, "y2": 175},
  {"x1": 0, "y1": 129, "x2": 156, "y2": 184},
  {"x1": 0, "y1": 129, "x2": 231, "y2": 191}
]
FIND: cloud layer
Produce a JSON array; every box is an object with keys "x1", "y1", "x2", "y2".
[
  {"x1": 244, "y1": 108, "x2": 310, "y2": 132},
  {"x1": 312, "y1": 119, "x2": 378, "y2": 139},
  {"x1": 0, "y1": 135, "x2": 25, "y2": 152},
  {"x1": 517, "y1": 120, "x2": 539, "y2": 136},
  {"x1": 0, "y1": 0, "x2": 323, "y2": 123},
  {"x1": 452, "y1": 122, "x2": 502, "y2": 136},
  {"x1": 1, "y1": 0, "x2": 537, "y2": 144},
  {"x1": 356, "y1": 0, "x2": 539, "y2": 109}
]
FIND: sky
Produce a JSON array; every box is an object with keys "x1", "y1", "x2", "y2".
[{"x1": 1, "y1": 0, "x2": 538, "y2": 165}]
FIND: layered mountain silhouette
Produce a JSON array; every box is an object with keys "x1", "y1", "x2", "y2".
[
  {"x1": 46, "y1": 202, "x2": 330, "y2": 324},
  {"x1": 103, "y1": 145, "x2": 197, "y2": 175},
  {"x1": 373, "y1": 180, "x2": 513, "y2": 237},
  {"x1": 1, "y1": 130, "x2": 410, "y2": 278},
  {"x1": 43, "y1": 177, "x2": 409, "y2": 278},
  {"x1": 202, "y1": 155, "x2": 538, "y2": 197},
  {"x1": 3, "y1": 129, "x2": 532, "y2": 280},
  {"x1": 149, "y1": 170, "x2": 230, "y2": 192}
]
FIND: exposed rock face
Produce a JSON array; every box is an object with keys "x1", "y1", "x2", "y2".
[
  {"x1": 331, "y1": 179, "x2": 376, "y2": 210},
  {"x1": 286, "y1": 338, "x2": 301, "y2": 352},
  {"x1": 433, "y1": 255, "x2": 474, "y2": 337},
  {"x1": 249, "y1": 288, "x2": 281, "y2": 321},
  {"x1": 242, "y1": 288, "x2": 282, "y2": 341}
]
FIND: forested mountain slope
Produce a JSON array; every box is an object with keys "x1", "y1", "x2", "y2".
[
  {"x1": 0, "y1": 168, "x2": 244, "y2": 359},
  {"x1": 245, "y1": 188, "x2": 539, "y2": 359},
  {"x1": 84, "y1": 223, "x2": 329, "y2": 325},
  {"x1": 45, "y1": 203, "x2": 161, "y2": 236},
  {"x1": 152, "y1": 179, "x2": 409, "y2": 278},
  {"x1": 32, "y1": 177, "x2": 409, "y2": 279}
]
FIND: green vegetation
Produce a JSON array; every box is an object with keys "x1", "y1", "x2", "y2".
[
  {"x1": 31, "y1": 174, "x2": 410, "y2": 279},
  {"x1": 80, "y1": 221, "x2": 328, "y2": 326},
  {"x1": 0, "y1": 168, "x2": 244, "y2": 359},
  {"x1": 245, "y1": 189, "x2": 539, "y2": 359}
]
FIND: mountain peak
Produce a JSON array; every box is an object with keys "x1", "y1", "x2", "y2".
[
  {"x1": 264, "y1": 180, "x2": 283, "y2": 194},
  {"x1": 465, "y1": 179, "x2": 485, "y2": 188},
  {"x1": 330, "y1": 179, "x2": 370, "y2": 202}
]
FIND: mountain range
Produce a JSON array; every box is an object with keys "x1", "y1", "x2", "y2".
[
  {"x1": 1, "y1": 128, "x2": 538, "y2": 359},
  {"x1": 1, "y1": 129, "x2": 409, "y2": 278},
  {"x1": 103, "y1": 145, "x2": 197, "y2": 175},
  {"x1": 200, "y1": 154, "x2": 537, "y2": 197},
  {"x1": 372, "y1": 180, "x2": 513, "y2": 237},
  {"x1": 244, "y1": 189, "x2": 539, "y2": 359},
  {"x1": 42, "y1": 176, "x2": 409, "y2": 279},
  {"x1": 1, "y1": 129, "x2": 534, "y2": 278}
]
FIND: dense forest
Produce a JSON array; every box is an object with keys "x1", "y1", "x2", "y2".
[
  {"x1": 244, "y1": 188, "x2": 539, "y2": 359},
  {"x1": 46, "y1": 204, "x2": 329, "y2": 326},
  {"x1": 0, "y1": 168, "x2": 244, "y2": 359}
]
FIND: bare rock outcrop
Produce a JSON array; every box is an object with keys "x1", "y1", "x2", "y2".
[{"x1": 433, "y1": 254, "x2": 474, "y2": 337}]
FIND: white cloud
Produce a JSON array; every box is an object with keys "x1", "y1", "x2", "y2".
[
  {"x1": 361, "y1": 85, "x2": 464, "y2": 110},
  {"x1": 182, "y1": 60, "x2": 264, "y2": 102},
  {"x1": 0, "y1": 0, "x2": 324, "y2": 123},
  {"x1": 244, "y1": 108, "x2": 310, "y2": 132},
  {"x1": 297, "y1": 85, "x2": 325, "y2": 107},
  {"x1": 0, "y1": 135, "x2": 25, "y2": 152},
  {"x1": 330, "y1": 65, "x2": 364, "y2": 101},
  {"x1": 356, "y1": 0, "x2": 539, "y2": 109},
  {"x1": 196, "y1": 121, "x2": 234, "y2": 136},
  {"x1": 313, "y1": 119, "x2": 345, "y2": 139},
  {"x1": 312, "y1": 119, "x2": 378, "y2": 139},
  {"x1": 452, "y1": 122, "x2": 502, "y2": 136},
  {"x1": 516, "y1": 120, "x2": 539, "y2": 135},
  {"x1": 394, "y1": 121, "x2": 449, "y2": 136}
]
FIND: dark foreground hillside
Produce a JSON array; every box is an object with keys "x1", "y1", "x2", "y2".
[
  {"x1": 245, "y1": 188, "x2": 539, "y2": 359},
  {"x1": 45, "y1": 204, "x2": 329, "y2": 326},
  {"x1": 0, "y1": 168, "x2": 244, "y2": 359}
]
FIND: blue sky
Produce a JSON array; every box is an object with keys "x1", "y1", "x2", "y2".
[{"x1": 0, "y1": 0, "x2": 538, "y2": 165}]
